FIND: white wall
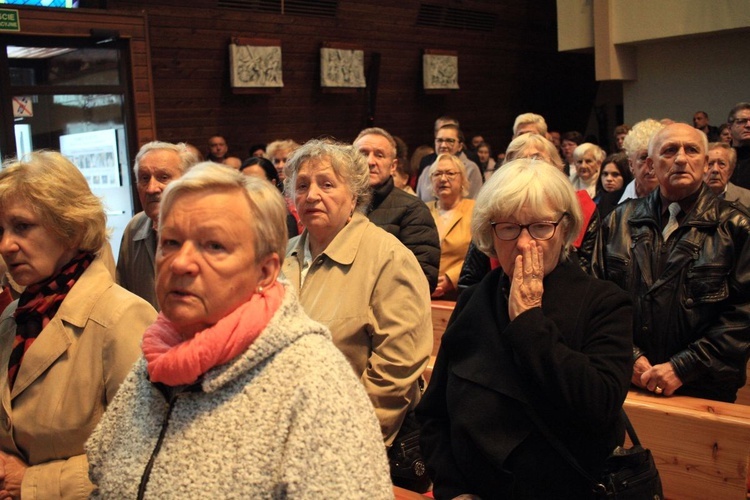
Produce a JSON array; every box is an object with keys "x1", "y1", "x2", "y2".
[
  {"x1": 623, "y1": 31, "x2": 750, "y2": 126},
  {"x1": 557, "y1": 0, "x2": 593, "y2": 51}
]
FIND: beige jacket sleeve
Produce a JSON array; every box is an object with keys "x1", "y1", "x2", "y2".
[{"x1": 364, "y1": 245, "x2": 432, "y2": 446}]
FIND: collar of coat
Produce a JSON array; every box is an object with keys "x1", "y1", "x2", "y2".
[
  {"x1": 629, "y1": 184, "x2": 719, "y2": 230},
  {"x1": 290, "y1": 212, "x2": 369, "y2": 267},
  {"x1": 369, "y1": 176, "x2": 395, "y2": 212},
  {"x1": 443, "y1": 259, "x2": 587, "y2": 405}
]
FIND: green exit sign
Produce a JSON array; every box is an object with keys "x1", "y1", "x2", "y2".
[{"x1": 0, "y1": 9, "x2": 20, "y2": 32}]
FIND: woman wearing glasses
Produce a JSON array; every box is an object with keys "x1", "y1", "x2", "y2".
[
  {"x1": 427, "y1": 154, "x2": 475, "y2": 300},
  {"x1": 417, "y1": 159, "x2": 632, "y2": 499}
]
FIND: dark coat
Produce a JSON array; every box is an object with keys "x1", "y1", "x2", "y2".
[
  {"x1": 730, "y1": 145, "x2": 750, "y2": 190},
  {"x1": 367, "y1": 177, "x2": 440, "y2": 292},
  {"x1": 594, "y1": 185, "x2": 750, "y2": 402},
  {"x1": 417, "y1": 260, "x2": 633, "y2": 499}
]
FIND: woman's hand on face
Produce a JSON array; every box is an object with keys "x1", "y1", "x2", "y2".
[{"x1": 508, "y1": 240, "x2": 544, "y2": 321}]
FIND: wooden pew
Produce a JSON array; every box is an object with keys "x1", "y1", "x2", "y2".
[
  {"x1": 425, "y1": 300, "x2": 455, "y2": 384},
  {"x1": 624, "y1": 390, "x2": 750, "y2": 499}
]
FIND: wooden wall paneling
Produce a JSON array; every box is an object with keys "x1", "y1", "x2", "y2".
[{"x1": 106, "y1": 0, "x2": 596, "y2": 159}]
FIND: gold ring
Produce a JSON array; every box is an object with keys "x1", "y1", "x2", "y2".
[{"x1": 655, "y1": 386, "x2": 663, "y2": 394}]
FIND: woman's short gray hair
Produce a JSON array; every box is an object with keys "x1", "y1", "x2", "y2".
[
  {"x1": 160, "y1": 162, "x2": 288, "y2": 263},
  {"x1": 284, "y1": 139, "x2": 371, "y2": 211},
  {"x1": 0, "y1": 151, "x2": 107, "y2": 253},
  {"x1": 472, "y1": 158, "x2": 583, "y2": 260},
  {"x1": 573, "y1": 143, "x2": 606, "y2": 163},
  {"x1": 429, "y1": 153, "x2": 469, "y2": 198},
  {"x1": 503, "y1": 134, "x2": 564, "y2": 170}
]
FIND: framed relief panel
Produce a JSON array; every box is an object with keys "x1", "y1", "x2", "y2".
[
  {"x1": 320, "y1": 42, "x2": 366, "y2": 89},
  {"x1": 423, "y1": 49, "x2": 459, "y2": 90},
  {"x1": 229, "y1": 37, "x2": 283, "y2": 92}
]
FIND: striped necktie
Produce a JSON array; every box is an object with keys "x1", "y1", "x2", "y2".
[{"x1": 662, "y1": 202, "x2": 681, "y2": 240}]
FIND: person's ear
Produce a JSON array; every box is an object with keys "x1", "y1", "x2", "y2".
[
  {"x1": 256, "y1": 252, "x2": 281, "y2": 289},
  {"x1": 390, "y1": 157, "x2": 398, "y2": 176}
]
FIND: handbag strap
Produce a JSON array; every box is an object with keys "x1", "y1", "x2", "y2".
[{"x1": 525, "y1": 406, "x2": 640, "y2": 493}]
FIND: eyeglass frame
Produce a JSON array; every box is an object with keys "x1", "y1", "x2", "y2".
[
  {"x1": 435, "y1": 138, "x2": 458, "y2": 145},
  {"x1": 489, "y1": 212, "x2": 569, "y2": 241},
  {"x1": 731, "y1": 117, "x2": 750, "y2": 126},
  {"x1": 430, "y1": 170, "x2": 461, "y2": 180}
]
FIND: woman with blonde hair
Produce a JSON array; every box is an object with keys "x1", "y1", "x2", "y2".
[
  {"x1": 428, "y1": 154, "x2": 474, "y2": 300},
  {"x1": 0, "y1": 151, "x2": 156, "y2": 498}
]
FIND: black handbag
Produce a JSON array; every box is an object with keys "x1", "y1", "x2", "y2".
[
  {"x1": 528, "y1": 408, "x2": 663, "y2": 499},
  {"x1": 387, "y1": 410, "x2": 431, "y2": 493}
]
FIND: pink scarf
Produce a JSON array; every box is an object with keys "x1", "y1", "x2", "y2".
[{"x1": 142, "y1": 281, "x2": 285, "y2": 386}]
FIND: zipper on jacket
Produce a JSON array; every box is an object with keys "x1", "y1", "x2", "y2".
[{"x1": 138, "y1": 383, "x2": 182, "y2": 500}]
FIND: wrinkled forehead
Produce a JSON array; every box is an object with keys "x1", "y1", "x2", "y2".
[
  {"x1": 708, "y1": 148, "x2": 730, "y2": 160},
  {"x1": 650, "y1": 125, "x2": 705, "y2": 155}
]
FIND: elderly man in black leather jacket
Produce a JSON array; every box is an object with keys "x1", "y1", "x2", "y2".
[{"x1": 594, "y1": 123, "x2": 750, "y2": 403}]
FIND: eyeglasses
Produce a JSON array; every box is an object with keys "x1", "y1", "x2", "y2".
[
  {"x1": 490, "y1": 213, "x2": 568, "y2": 241},
  {"x1": 435, "y1": 138, "x2": 458, "y2": 145},
  {"x1": 431, "y1": 170, "x2": 460, "y2": 180},
  {"x1": 732, "y1": 118, "x2": 750, "y2": 126}
]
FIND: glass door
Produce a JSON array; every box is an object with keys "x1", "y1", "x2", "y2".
[{"x1": 0, "y1": 36, "x2": 137, "y2": 256}]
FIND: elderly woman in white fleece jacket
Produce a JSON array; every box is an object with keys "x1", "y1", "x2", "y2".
[{"x1": 85, "y1": 163, "x2": 392, "y2": 499}]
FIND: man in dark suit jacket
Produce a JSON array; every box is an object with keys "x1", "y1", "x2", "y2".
[{"x1": 354, "y1": 127, "x2": 440, "y2": 292}]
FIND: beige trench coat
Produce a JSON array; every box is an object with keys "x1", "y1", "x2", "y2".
[
  {"x1": 0, "y1": 257, "x2": 157, "y2": 499},
  {"x1": 283, "y1": 212, "x2": 432, "y2": 446}
]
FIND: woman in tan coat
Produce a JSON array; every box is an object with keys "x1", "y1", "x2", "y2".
[
  {"x1": 282, "y1": 140, "x2": 432, "y2": 492},
  {"x1": 0, "y1": 152, "x2": 156, "y2": 499}
]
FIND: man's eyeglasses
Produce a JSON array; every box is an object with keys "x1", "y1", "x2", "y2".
[
  {"x1": 431, "y1": 170, "x2": 460, "y2": 180},
  {"x1": 490, "y1": 213, "x2": 568, "y2": 241},
  {"x1": 732, "y1": 118, "x2": 750, "y2": 126},
  {"x1": 435, "y1": 138, "x2": 458, "y2": 145}
]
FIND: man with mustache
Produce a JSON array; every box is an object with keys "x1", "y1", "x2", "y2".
[
  {"x1": 116, "y1": 141, "x2": 197, "y2": 309},
  {"x1": 595, "y1": 123, "x2": 750, "y2": 403},
  {"x1": 703, "y1": 142, "x2": 750, "y2": 207}
]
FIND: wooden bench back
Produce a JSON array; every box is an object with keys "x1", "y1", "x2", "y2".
[{"x1": 625, "y1": 390, "x2": 750, "y2": 499}]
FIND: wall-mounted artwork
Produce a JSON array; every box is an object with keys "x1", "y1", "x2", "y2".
[
  {"x1": 229, "y1": 37, "x2": 283, "y2": 89},
  {"x1": 423, "y1": 50, "x2": 459, "y2": 90},
  {"x1": 320, "y1": 43, "x2": 366, "y2": 88}
]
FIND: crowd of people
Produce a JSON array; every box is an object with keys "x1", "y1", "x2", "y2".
[{"x1": 0, "y1": 101, "x2": 749, "y2": 498}]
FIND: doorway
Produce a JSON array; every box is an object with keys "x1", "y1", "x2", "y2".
[{"x1": 0, "y1": 35, "x2": 138, "y2": 255}]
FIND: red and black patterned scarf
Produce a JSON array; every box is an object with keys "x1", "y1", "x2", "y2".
[{"x1": 7, "y1": 251, "x2": 94, "y2": 390}]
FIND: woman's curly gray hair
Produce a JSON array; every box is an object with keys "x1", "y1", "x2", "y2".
[{"x1": 283, "y1": 139, "x2": 371, "y2": 211}]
